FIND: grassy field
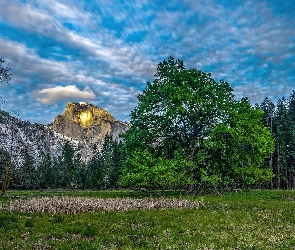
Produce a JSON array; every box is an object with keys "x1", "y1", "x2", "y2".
[{"x1": 1, "y1": 189, "x2": 295, "y2": 249}]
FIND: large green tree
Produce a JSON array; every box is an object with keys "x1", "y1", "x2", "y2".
[
  {"x1": 120, "y1": 57, "x2": 275, "y2": 190},
  {"x1": 123, "y1": 57, "x2": 235, "y2": 161}
]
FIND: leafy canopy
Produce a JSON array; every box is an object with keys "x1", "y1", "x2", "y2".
[
  {"x1": 121, "y1": 57, "x2": 275, "y2": 189},
  {"x1": 124, "y1": 56, "x2": 235, "y2": 161}
]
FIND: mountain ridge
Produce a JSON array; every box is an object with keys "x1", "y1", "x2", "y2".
[{"x1": 0, "y1": 103, "x2": 129, "y2": 163}]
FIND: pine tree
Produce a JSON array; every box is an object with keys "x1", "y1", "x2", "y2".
[
  {"x1": 16, "y1": 148, "x2": 37, "y2": 189},
  {"x1": 37, "y1": 152, "x2": 53, "y2": 189},
  {"x1": 273, "y1": 97, "x2": 295, "y2": 188},
  {"x1": 59, "y1": 140, "x2": 75, "y2": 188},
  {"x1": 85, "y1": 143, "x2": 104, "y2": 189},
  {"x1": 259, "y1": 97, "x2": 276, "y2": 188}
]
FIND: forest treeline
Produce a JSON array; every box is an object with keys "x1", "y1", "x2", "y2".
[
  {"x1": 0, "y1": 135, "x2": 125, "y2": 190},
  {"x1": 259, "y1": 93, "x2": 295, "y2": 189},
  {"x1": 0, "y1": 57, "x2": 295, "y2": 193}
]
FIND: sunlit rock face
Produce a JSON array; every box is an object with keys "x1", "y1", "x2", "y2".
[{"x1": 52, "y1": 102, "x2": 128, "y2": 142}]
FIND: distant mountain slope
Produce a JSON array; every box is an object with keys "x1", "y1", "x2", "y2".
[
  {"x1": 0, "y1": 109, "x2": 73, "y2": 164},
  {"x1": 0, "y1": 103, "x2": 129, "y2": 163}
]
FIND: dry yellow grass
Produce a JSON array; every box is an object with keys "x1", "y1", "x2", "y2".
[{"x1": 2, "y1": 196, "x2": 202, "y2": 214}]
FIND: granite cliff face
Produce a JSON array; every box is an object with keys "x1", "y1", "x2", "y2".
[{"x1": 52, "y1": 102, "x2": 128, "y2": 143}]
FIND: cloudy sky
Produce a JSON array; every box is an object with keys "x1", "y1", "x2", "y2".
[{"x1": 0, "y1": 0, "x2": 294, "y2": 124}]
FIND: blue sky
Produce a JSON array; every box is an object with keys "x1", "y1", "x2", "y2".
[{"x1": 0, "y1": 0, "x2": 294, "y2": 124}]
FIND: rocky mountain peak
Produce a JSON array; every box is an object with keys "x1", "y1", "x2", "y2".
[
  {"x1": 52, "y1": 102, "x2": 127, "y2": 143},
  {"x1": 62, "y1": 102, "x2": 115, "y2": 128}
]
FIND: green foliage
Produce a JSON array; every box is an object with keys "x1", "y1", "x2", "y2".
[
  {"x1": 1, "y1": 136, "x2": 126, "y2": 191},
  {"x1": 0, "y1": 110, "x2": 9, "y2": 123},
  {"x1": 61, "y1": 140, "x2": 75, "y2": 170},
  {"x1": 37, "y1": 152, "x2": 54, "y2": 189},
  {"x1": 0, "y1": 148, "x2": 9, "y2": 178},
  {"x1": 204, "y1": 98, "x2": 275, "y2": 187},
  {"x1": 123, "y1": 57, "x2": 235, "y2": 161},
  {"x1": 258, "y1": 91, "x2": 295, "y2": 189},
  {"x1": 55, "y1": 140, "x2": 86, "y2": 189},
  {"x1": 14, "y1": 148, "x2": 38, "y2": 189},
  {"x1": 85, "y1": 152, "x2": 104, "y2": 189},
  {"x1": 234, "y1": 165, "x2": 275, "y2": 186},
  {"x1": 121, "y1": 57, "x2": 275, "y2": 190},
  {"x1": 100, "y1": 135, "x2": 125, "y2": 188},
  {"x1": 260, "y1": 97, "x2": 275, "y2": 128},
  {"x1": 86, "y1": 135, "x2": 125, "y2": 189},
  {"x1": 119, "y1": 150, "x2": 193, "y2": 190}
]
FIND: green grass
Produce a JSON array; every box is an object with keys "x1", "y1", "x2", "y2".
[
  {"x1": 1, "y1": 189, "x2": 295, "y2": 249},
  {"x1": 1, "y1": 189, "x2": 187, "y2": 199}
]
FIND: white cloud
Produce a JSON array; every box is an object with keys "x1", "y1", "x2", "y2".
[
  {"x1": 36, "y1": 85, "x2": 95, "y2": 104},
  {"x1": 0, "y1": 0, "x2": 294, "y2": 124},
  {"x1": 0, "y1": 0, "x2": 158, "y2": 84}
]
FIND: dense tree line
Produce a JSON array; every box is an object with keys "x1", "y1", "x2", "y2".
[
  {"x1": 1, "y1": 135, "x2": 125, "y2": 190},
  {"x1": 259, "y1": 92, "x2": 295, "y2": 189}
]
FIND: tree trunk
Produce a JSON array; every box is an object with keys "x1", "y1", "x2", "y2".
[{"x1": 277, "y1": 144, "x2": 280, "y2": 189}]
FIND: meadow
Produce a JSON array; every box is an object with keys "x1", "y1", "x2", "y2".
[{"x1": 1, "y1": 189, "x2": 295, "y2": 249}]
